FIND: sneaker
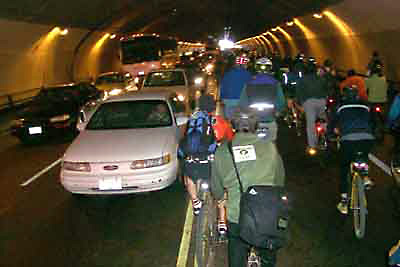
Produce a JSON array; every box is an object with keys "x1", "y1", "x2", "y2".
[
  {"x1": 363, "y1": 177, "x2": 374, "y2": 190},
  {"x1": 192, "y1": 199, "x2": 202, "y2": 216},
  {"x1": 337, "y1": 199, "x2": 349, "y2": 215},
  {"x1": 217, "y1": 220, "x2": 228, "y2": 241}
]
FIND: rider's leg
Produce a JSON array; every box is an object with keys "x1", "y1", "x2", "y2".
[
  {"x1": 303, "y1": 99, "x2": 318, "y2": 149},
  {"x1": 184, "y1": 176, "x2": 202, "y2": 215},
  {"x1": 338, "y1": 140, "x2": 353, "y2": 214},
  {"x1": 227, "y1": 222, "x2": 249, "y2": 267}
]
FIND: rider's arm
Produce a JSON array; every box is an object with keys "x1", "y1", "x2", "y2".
[{"x1": 275, "y1": 83, "x2": 286, "y2": 113}]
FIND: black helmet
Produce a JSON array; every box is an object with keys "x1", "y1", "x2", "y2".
[
  {"x1": 323, "y1": 59, "x2": 333, "y2": 68},
  {"x1": 371, "y1": 63, "x2": 383, "y2": 75},
  {"x1": 342, "y1": 86, "x2": 359, "y2": 102},
  {"x1": 231, "y1": 109, "x2": 258, "y2": 133}
]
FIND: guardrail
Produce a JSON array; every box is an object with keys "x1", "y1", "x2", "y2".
[{"x1": 0, "y1": 87, "x2": 41, "y2": 111}]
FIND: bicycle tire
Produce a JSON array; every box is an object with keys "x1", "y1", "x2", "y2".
[
  {"x1": 352, "y1": 174, "x2": 367, "y2": 239},
  {"x1": 194, "y1": 190, "x2": 217, "y2": 267}
]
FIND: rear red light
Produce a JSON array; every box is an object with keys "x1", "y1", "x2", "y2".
[
  {"x1": 375, "y1": 106, "x2": 381, "y2": 112},
  {"x1": 317, "y1": 126, "x2": 323, "y2": 132}
]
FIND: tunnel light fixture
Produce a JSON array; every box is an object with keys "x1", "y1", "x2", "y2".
[
  {"x1": 271, "y1": 28, "x2": 278, "y2": 32},
  {"x1": 286, "y1": 21, "x2": 294, "y2": 26},
  {"x1": 109, "y1": 34, "x2": 117, "y2": 39},
  {"x1": 60, "y1": 28, "x2": 68, "y2": 35},
  {"x1": 313, "y1": 13, "x2": 323, "y2": 19}
]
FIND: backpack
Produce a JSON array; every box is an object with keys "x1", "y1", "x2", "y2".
[{"x1": 178, "y1": 111, "x2": 217, "y2": 159}]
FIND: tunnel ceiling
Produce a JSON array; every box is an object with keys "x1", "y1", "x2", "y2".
[{"x1": 2, "y1": 0, "x2": 343, "y2": 41}]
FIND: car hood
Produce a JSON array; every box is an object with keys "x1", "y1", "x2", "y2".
[
  {"x1": 96, "y1": 83, "x2": 126, "y2": 91},
  {"x1": 141, "y1": 86, "x2": 188, "y2": 95},
  {"x1": 63, "y1": 127, "x2": 177, "y2": 162},
  {"x1": 19, "y1": 101, "x2": 76, "y2": 120}
]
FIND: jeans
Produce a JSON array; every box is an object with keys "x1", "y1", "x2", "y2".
[
  {"x1": 339, "y1": 140, "x2": 374, "y2": 194},
  {"x1": 303, "y1": 98, "x2": 326, "y2": 148},
  {"x1": 228, "y1": 222, "x2": 277, "y2": 267}
]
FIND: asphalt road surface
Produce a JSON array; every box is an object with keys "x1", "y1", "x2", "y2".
[{"x1": 0, "y1": 112, "x2": 399, "y2": 267}]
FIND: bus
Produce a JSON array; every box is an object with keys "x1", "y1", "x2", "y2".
[{"x1": 120, "y1": 35, "x2": 178, "y2": 78}]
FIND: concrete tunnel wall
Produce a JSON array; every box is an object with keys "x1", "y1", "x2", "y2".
[
  {"x1": 1, "y1": 0, "x2": 400, "y2": 100},
  {"x1": 249, "y1": 0, "x2": 400, "y2": 81}
]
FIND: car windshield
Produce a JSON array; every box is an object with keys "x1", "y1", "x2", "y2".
[
  {"x1": 144, "y1": 71, "x2": 185, "y2": 87},
  {"x1": 34, "y1": 86, "x2": 79, "y2": 102},
  {"x1": 86, "y1": 100, "x2": 173, "y2": 130},
  {"x1": 95, "y1": 74, "x2": 125, "y2": 85}
]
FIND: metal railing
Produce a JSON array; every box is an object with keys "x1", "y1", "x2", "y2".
[{"x1": 0, "y1": 87, "x2": 42, "y2": 111}]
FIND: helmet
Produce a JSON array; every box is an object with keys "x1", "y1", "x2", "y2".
[
  {"x1": 231, "y1": 109, "x2": 258, "y2": 133},
  {"x1": 296, "y1": 53, "x2": 305, "y2": 61},
  {"x1": 323, "y1": 59, "x2": 333, "y2": 68},
  {"x1": 370, "y1": 63, "x2": 383, "y2": 75},
  {"x1": 255, "y1": 57, "x2": 272, "y2": 73},
  {"x1": 342, "y1": 86, "x2": 360, "y2": 102},
  {"x1": 308, "y1": 57, "x2": 316, "y2": 64}
]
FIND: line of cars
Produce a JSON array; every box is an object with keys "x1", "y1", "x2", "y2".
[{"x1": 10, "y1": 64, "x2": 211, "y2": 195}]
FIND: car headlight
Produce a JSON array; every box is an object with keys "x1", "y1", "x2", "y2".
[
  {"x1": 63, "y1": 161, "x2": 91, "y2": 172},
  {"x1": 194, "y1": 77, "x2": 203, "y2": 85},
  {"x1": 177, "y1": 94, "x2": 185, "y2": 102},
  {"x1": 12, "y1": 119, "x2": 24, "y2": 127},
  {"x1": 50, "y1": 114, "x2": 70, "y2": 123},
  {"x1": 130, "y1": 154, "x2": 171, "y2": 170},
  {"x1": 109, "y1": 89, "x2": 123, "y2": 96}
]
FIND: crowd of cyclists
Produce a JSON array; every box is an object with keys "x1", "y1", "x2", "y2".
[{"x1": 178, "y1": 48, "x2": 400, "y2": 266}]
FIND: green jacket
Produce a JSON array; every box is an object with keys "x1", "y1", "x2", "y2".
[
  {"x1": 365, "y1": 74, "x2": 387, "y2": 103},
  {"x1": 211, "y1": 133, "x2": 285, "y2": 223},
  {"x1": 295, "y1": 73, "x2": 328, "y2": 105}
]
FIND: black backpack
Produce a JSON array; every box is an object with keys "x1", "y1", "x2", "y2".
[{"x1": 178, "y1": 111, "x2": 217, "y2": 159}]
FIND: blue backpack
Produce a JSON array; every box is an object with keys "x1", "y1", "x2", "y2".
[{"x1": 178, "y1": 111, "x2": 217, "y2": 159}]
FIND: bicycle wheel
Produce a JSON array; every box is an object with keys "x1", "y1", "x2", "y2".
[
  {"x1": 194, "y1": 190, "x2": 216, "y2": 267},
  {"x1": 352, "y1": 174, "x2": 367, "y2": 239}
]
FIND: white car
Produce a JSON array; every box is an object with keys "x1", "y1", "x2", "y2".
[
  {"x1": 60, "y1": 92, "x2": 188, "y2": 195},
  {"x1": 140, "y1": 69, "x2": 195, "y2": 112}
]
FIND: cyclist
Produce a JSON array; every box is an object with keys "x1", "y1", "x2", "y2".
[
  {"x1": 294, "y1": 62, "x2": 329, "y2": 154},
  {"x1": 239, "y1": 57, "x2": 286, "y2": 141},
  {"x1": 365, "y1": 64, "x2": 388, "y2": 107},
  {"x1": 211, "y1": 109, "x2": 286, "y2": 267},
  {"x1": 340, "y1": 69, "x2": 368, "y2": 101},
  {"x1": 387, "y1": 92, "x2": 400, "y2": 173},
  {"x1": 293, "y1": 53, "x2": 307, "y2": 80},
  {"x1": 219, "y1": 54, "x2": 252, "y2": 119},
  {"x1": 327, "y1": 86, "x2": 376, "y2": 214},
  {"x1": 367, "y1": 50, "x2": 384, "y2": 76}
]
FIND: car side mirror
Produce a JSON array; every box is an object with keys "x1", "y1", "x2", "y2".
[{"x1": 176, "y1": 116, "x2": 188, "y2": 126}]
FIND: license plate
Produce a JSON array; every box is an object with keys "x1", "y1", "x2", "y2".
[
  {"x1": 28, "y1": 126, "x2": 42, "y2": 135},
  {"x1": 98, "y1": 177, "x2": 122, "y2": 190}
]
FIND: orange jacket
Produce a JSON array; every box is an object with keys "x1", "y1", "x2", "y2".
[
  {"x1": 339, "y1": 76, "x2": 368, "y2": 100},
  {"x1": 213, "y1": 115, "x2": 234, "y2": 142}
]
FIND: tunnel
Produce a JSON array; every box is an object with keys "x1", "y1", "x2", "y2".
[
  {"x1": 1, "y1": 1, "x2": 400, "y2": 267},
  {"x1": 1, "y1": 0, "x2": 400, "y2": 99}
]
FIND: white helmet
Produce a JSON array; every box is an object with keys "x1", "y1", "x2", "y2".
[{"x1": 256, "y1": 57, "x2": 272, "y2": 66}]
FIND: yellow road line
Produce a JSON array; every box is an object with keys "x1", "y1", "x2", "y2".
[{"x1": 176, "y1": 200, "x2": 194, "y2": 267}]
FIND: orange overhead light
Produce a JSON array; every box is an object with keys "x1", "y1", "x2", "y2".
[
  {"x1": 323, "y1": 10, "x2": 354, "y2": 36},
  {"x1": 60, "y1": 28, "x2": 68, "y2": 35},
  {"x1": 265, "y1": 31, "x2": 284, "y2": 55},
  {"x1": 109, "y1": 34, "x2": 117, "y2": 39},
  {"x1": 271, "y1": 28, "x2": 277, "y2": 32},
  {"x1": 313, "y1": 13, "x2": 323, "y2": 19},
  {"x1": 286, "y1": 21, "x2": 294, "y2": 26}
]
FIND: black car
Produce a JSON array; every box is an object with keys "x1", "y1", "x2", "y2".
[{"x1": 11, "y1": 83, "x2": 100, "y2": 143}]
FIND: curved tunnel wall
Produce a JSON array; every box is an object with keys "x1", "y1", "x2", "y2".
[
  {"x1": 244, "y1": 0, "x2": 400, "y2": 80},
  {"x1": 1, "y1": 0, "x2": 400, "y2": 98}
]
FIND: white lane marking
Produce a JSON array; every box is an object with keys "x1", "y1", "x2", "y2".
[
  {"x1": 176, "y1": 200, "x2": 194, "y2": 267},
  {"x1": 20, "y1": 158, "x2": 62, "y2": 187},
  {"x1": 369, "y1": 153, "x2": 392, "y2": 176}
]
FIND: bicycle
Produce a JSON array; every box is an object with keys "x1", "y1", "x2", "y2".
[
  {"x1": 315, "y1": 117, "x2": 328, "y2": 151},
  {"x1": 194, "y1": 177, "x2": 217, "y2": 267},
  {"x1": 347, "y1": 151, "x2": 369, "y2": 239}
]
